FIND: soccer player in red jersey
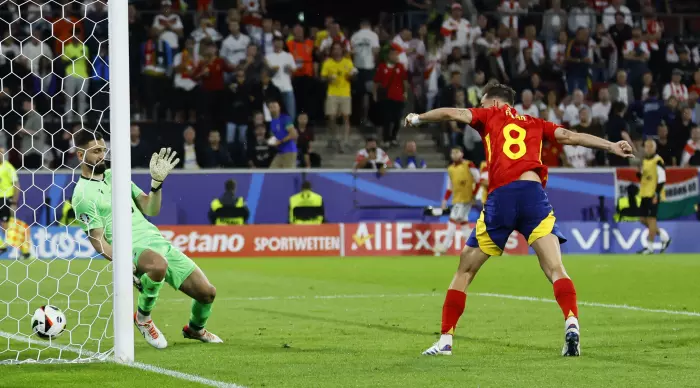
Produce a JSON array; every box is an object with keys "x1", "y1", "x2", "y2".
[{"x1": 405, "y1": 82, "x2": 633, "y2": 357}]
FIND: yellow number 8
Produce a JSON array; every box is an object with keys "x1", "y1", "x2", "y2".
[{"x1": 502, "y1": 124, "x2": 527, "y2": 160}]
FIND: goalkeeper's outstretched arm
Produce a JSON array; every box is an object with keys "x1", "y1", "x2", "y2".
[
  {"x1": 138, "y1": 147, "x2": 180, "y2": 217},
  {"x1": 88, "y1": 228, "x2": 113, "y2": 261}
]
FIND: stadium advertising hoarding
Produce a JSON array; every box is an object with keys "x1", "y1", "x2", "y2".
[{"x1": 14, "y1": 221, "x2": 700, "y2": 259}]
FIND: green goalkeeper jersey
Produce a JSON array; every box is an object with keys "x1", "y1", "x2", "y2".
[{"x1": 72, "y1": 169, "x2": 164, "y2": 246}]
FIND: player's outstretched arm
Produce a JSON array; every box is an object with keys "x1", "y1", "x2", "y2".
[
  {"x1": 554, "y1": 127, "x2": 634, "y2": 158},
  {"x1": 87, "y1": 228, "x2": 113, "y2": 261},
  {"x1": 405, "y1": 108, "x2": 473, "y2": 127}
]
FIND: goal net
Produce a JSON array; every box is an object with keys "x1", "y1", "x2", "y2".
[{"x1": 0, "y1": 0, "x2": 132, "y2": 364}]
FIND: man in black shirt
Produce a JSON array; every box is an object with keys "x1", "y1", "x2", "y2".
[
  {"x1": 606, "y1": 101, "x2": 633, "y2": 166},
  {"x1": 248, "y1": 125, "x2": 274, "y2": 168},
  {"x1": 608, "y1": 12, "x2": 632, "y2": 61}
]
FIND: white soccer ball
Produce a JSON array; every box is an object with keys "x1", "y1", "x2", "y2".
[{"x1": 31, "y1": 305, "x2": 67, "y2": 339}]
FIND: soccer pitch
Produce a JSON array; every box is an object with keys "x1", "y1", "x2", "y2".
[{"x1": 2, "y1": 254, "x2": 700, "y2": 387}]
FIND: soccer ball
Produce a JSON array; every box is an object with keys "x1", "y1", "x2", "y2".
[{"x1": 31, "y1": 305, "x2": 67, "y2": 339}]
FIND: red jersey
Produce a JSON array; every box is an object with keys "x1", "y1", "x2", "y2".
[{"x1": 469, "y1": 105, "x2": 560, "y2": 193}]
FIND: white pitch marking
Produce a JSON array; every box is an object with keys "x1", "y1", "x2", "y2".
[{"x1": 0, "y1": 331, "x2": 245, "y2": 388}]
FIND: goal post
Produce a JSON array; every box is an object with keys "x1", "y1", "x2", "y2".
[
  {"x1": 0, "y1": 0, "x2": 134, "y2": 364},
  {"x1": 108, "y1": 0, "x2": 135, "y2": 364}
]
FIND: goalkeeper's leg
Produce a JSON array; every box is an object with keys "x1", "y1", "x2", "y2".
[
  {"x1": 133, "y1": 248, "x2": 168, "y2": 349},
  {"x1": 172, "y1": 256, "x2": 222, "y2": 343}
]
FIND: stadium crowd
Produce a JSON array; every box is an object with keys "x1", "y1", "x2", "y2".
[{"x1": 0, "y1": 0, "x2": 698, "y2": 170}]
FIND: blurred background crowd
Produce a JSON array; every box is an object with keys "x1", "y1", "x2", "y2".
[{"x1": 0, "y1": 0, "x2": 699, "y2": 171}]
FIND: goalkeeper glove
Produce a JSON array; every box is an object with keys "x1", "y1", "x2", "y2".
[{"x1": 149, "y1": 148, "x2": 180, "y2": 190}]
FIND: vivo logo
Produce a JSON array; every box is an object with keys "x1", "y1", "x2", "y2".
[{"x1": 570, "y1": 224, "x2": 667, "y2": 251}]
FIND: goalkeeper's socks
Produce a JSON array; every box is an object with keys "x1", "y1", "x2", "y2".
[
  {"x1": 189, "y1": 300, "x2": 213, "y2": 331},
  {"x1": 553, "y1": 278, "x2": 578, "y2": 319},
  {"x1": 137, "y1": 273, "x2": 165, "y2": 317},
  {"x1": 441, "y1": 289, "x2": 466, "y2": 335}
]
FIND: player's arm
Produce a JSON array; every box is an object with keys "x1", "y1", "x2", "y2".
[
  {"x1": 654, "y1": 160, "x2": 666, "y2": 202},
  {"x1": 135, "y1": 190, "x2": 161, "y2": 217},
  {"x1": 142, "y1": 148, "x2": 180, "y2": 216},
  {"x1": 88, "y1": 227, "x2": 113, "y2": 261},
  {"x1": 442, "y1": 178, "x2": 452, "y2": 209},
  {"x1": 552, "y1": 127, "x2": 633, "y2": 158},
  {"x1": 406, "y1": 108, "x2": 473, "y2": 126}
]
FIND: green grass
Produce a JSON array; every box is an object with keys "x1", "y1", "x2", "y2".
[{"x1": 2, "y1": 254, "x2": 700, "y2": 387}]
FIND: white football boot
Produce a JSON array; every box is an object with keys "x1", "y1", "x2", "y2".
[
  {"x1": 561, "y1": 315, "x2": 580, "y2": 357},
  {"x1": 134, "y1": 312, "x2": 168, "y2": 349},
  {"x1": 422, "y1": 334, "x2": 453, "y2": 356},
  {"x1": 182, "y1": 325, "x2": 224, "y2": 343}
]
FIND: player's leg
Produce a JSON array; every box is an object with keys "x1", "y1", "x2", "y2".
[
  {"x1": 162, "y1": 246, "x2": 223, "y2": 343},
  {"x1": 436, "y1": 204, "x2": 466, "y2": 254},
  {"x1": 178, "y1": 267, "x2": 222, "y2": 343},
  {"x1": 0, "y1": 201, "x2": 12, "y2": 254},
  {"x1": 133, "y1": 247, "x2": 169, "y2": 349},
  {"x1": 424, "y1": 206, "x2": 510, "y2": 356}
]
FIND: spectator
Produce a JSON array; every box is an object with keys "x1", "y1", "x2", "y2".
[
  {"x1": 51, "y1": 4, "x2": 84, "y2": 55},
  {"x1": 265, "y1": 36, "x2": 297, "y2": 120},
  {"x1": 193, "y1": 41, "x2": 234, "y2": 129},
  {"x1": 225, "y1": 69, "x2": 253, "y2": 147},
  {"x1": 354, "y1": 137, "x2": 390, "y2": 174},
  {"x1": 515, "y1": 89, "x2": 539, "y2": 117},
  {"x1": 608, "y1": 12, "x2": 632, "y2": 59},
  {"x1": 321, "y1": 42, "x2": 356, "y2": 152},
  {"x1": 141, "y1": 27, "x2": 173, "y2": 120},
  {"x1": 568, "y1": 0, "x2": 596, "y2": 34},
  {"x1": 602, "y1": 0, "x2": 632, "y2": 30},
  {"x1": 565, "y1": 27, "x2": 593, "y2": 94},
  {"x1": 20, "y1": 31, "x2": 53, "y2": 77},
  {"x1": 674, "y1": 45, "x2": 695, "y2": 81},
  {"x1": 592, "y1": 87, "x2": 612, "y2": 125},
  {"x1": 640, "y1": 6, "x2": 663, "y2": 53},
  {"x1": 440, "y1": 70, "x2": 467, "y2": 109},
  {"x1": 561, "y1": 89, "x2": 585, "y2": 126},
  {"x1": 374, "y1": 47, "x2": 408, "y2": 148},
  {"x1": 542, "y1": 0, "x2": 567, "y2": 44},
  {"x1": 191, "y1": 15, "x2": 223, "y2": 56},
  {"x1": 544, "y1": 90, "x2": 564, "y2": 124},
  {"x1": 591, "y1": 23, "x2": 616, "y2": 83},
  {"x1": 563, "y1": 129, "x2": 595, "y2": 167},
  {"x1": 671, "y1": 108, "x2": 694, "y2": 158},
  {"x1": 498, "y1": 0, "x2": 525, "y2": 31},
  {"x1": 474, "y1": 28, "x2": 508, "y2": 83},
  {"x1": 394, "y1": 140, "x2": 426, "y2": 169},
  {"x1": 350, "y1": 19, "x2": 380, "y2": 125},
  {"x1": 609, "y1": 69, "x2": 634, "y2": 106},
  {"x1": 319, "y1": 23, "x2": 351, "y2": 56},
  {"x1": 622, "y1": 27, "x2": 650, "y2": 84},
  {"x1": 680, "y1": 126, "x2": 700, "y2": 166},
  {"x1": 656, "y1": 122, "x2": 676, "y2": 165},
  {"x1": 172, "y1": 38, "x2": 198, "y2": 123},
  {"x1": 636, "y1": 71, "x2": 656, "y2": 101},
  {"x1": 248, "y1": 124, "x2": 274, "y2": 168},
  {"x1": 391, "y1": 28, "x2": 413, "y2": 69},
  {"x1": 17, "y1": 101, "x2": 49, "y2": 169},
  {"x1": 573, "y1": 106, "x2": 604, "y2": 138},
  {"x1": 239, "y1": 0, "x2": 266, "y2": 39},
  {"x1": 241, "y1": 44, "x2": 265, "y2": 83},
  {"x1": 177, "y1": 126, "x2": 202, "y2": 170},
  {"x1": 606, "y1": 101, "x2": 633, "y2": 166},
  {"x1": 689, "y1": 92, "x2": 700, "y2": 124},
  {"x1": 514, "y1": 47, "x2": 543, "y2": 90},
  {"x1": 220, "y1": 20, "x2": 251, "y2": 70},
  {"x1": 296, "y1": 112, "x2": 320, "y2": 168},
  {"x1": 202, "y1": 130, "x2": 232, "y2": 168},
  {"x1": 152, "y1": 0, "x2": 184, "y2": 51},
  {"x1": 689, "y1": 70, "x2": 700, "y2": 97},
  {"x1": 424, "y1": 35, "x2": 444, "y2": 111},
  {"x1": 549, "y1": 30, "x2": 568, "y2": 74},
  {"x1": 635, "y1": 87, "x2": 669, "y2": 139},
  {"x1": 519, "y1": 25, "x2": 545, "y2": 66},
  {"x1": 665, "y1": 96, "x2": 680, "y2": 123},
  {"x1": 252, "y1": 69, "x2": 281, "y2": 121},
  {"x1": 467, "y1": 70, "x2": 486, "y2": 107},
  {"x1": 315, "y1": 16, "x2": 341, "y2": 48},
  {"x1": 540, "y1": 137, "x2": 564, "y2": 167},
  {"x1": 130, "y1": 124, "x2": 150, "y2": 168},
  {"x1": 441, "y1": 3, "x2": 472, "y2": 56},
  {"x1": 449, "y1": 89, "x2": 469, "y2": 149},
  {"x1": 663, "y1": 69, "x2": 689, "y2": 103},
  {"x1": 288, "y1": 24, "x2": 316, "y2": 121},
  {"x1": 62, "y1": 37, "x2": 90, "y2": 123},
  {"x1": 267, "y1": 99, "x2": 298, "y2": 168},
  {"x1": 257, "y1": 18, "x2": 278, "y2": 56}
]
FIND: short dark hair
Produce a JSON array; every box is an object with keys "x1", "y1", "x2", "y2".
[
  {"x1": 451, "y1": 146, "x2": 463, "y2": 153},
  {"x1": 301, "y1": 180, "x2": 312, "y2": 190},
  {"x1": 225, "y1": 179, "x2": 236, "y2": 192},
  {"x1": 483, "y1": 80, "x2": 516, "y2": 105},
  {"x1": 74, "y1": 129, "x2": 103, "y2": 149},
  {"x1": 365, "y1": 136, "x2": 377, "y2": 144}
]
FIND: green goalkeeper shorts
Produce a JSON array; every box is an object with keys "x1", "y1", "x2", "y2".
[{"x1": 133, "y1": 239, "x2": 197, "y2": 290}]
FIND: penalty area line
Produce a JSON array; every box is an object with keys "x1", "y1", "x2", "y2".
[{"x1": 0, "y1": 331, "x2": 245, "y2": 388}]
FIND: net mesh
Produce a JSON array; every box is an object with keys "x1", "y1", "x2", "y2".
[{"x1": 0, "y1": 0, "x2": 114, "y2": 364}]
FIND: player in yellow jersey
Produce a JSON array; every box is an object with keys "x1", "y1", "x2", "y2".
[
  {"x1": 0, "y1": 148, "x2": 27, "y2": 259},
  {"x1": 638, "y1": 139, "x2": 671, "y2": 254},
  {"x1": 434, "y1": 147, "x2": 480, "y2": 254}
]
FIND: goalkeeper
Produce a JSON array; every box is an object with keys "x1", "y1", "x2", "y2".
[{"x1": 72, "y1": 130, "x2": 222, "y2": 349}]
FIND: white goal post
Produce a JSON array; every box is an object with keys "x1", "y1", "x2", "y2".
[{"x1": 0, "y1": 0, "x2": 133, "y2": 364}]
